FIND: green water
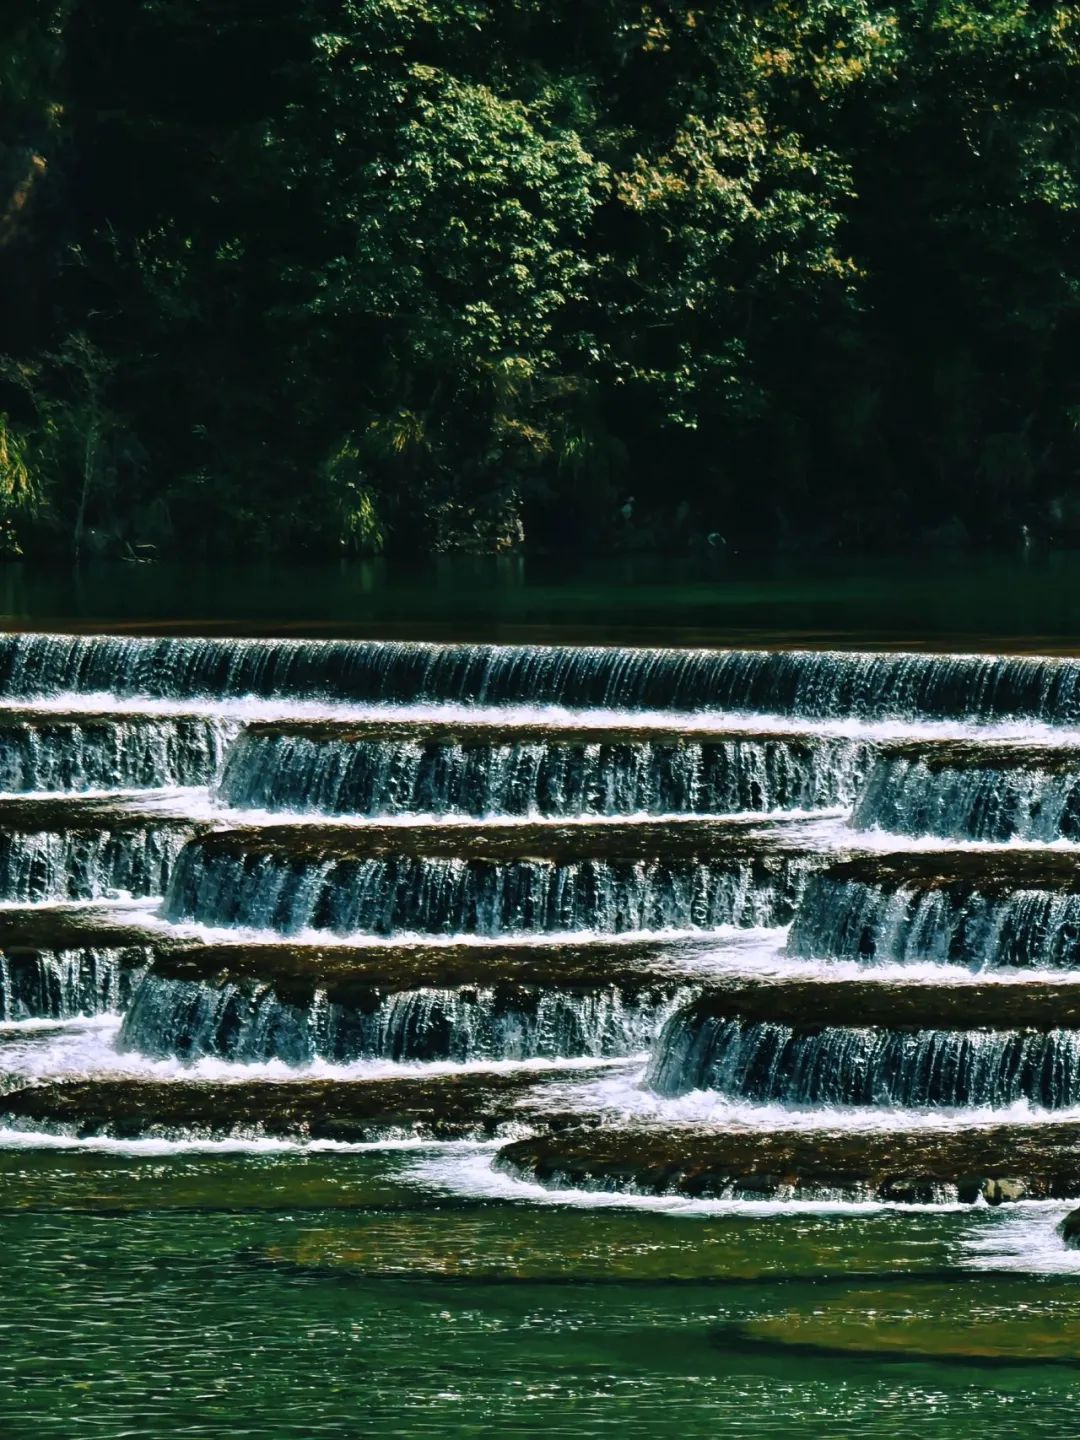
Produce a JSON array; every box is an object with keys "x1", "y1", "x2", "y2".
[
  {"x1": 6, "y1": 549, "x2": 1080, "y2": 648},
  {"x1": 1, "y1": 1146, "x2": 1078, "y2": 1438}
]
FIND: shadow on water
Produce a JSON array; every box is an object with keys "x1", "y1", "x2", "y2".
[{"x1": 7, "y1": 550, "x2": 1080, "y2": 649}]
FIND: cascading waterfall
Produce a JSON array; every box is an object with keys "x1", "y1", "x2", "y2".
[
  {"x1": 11, "y1": 633, "x2": 1080, "y2": 721},
  {"x1": 0, "y1": 827, "x2": 191, "y2": 902},
  {"x1": 854, "y1": 749, "x2": 1080, "y2": 842},
  {"x1": 0, "y1": 716, "x2": 233, "y2": 794},
  {"x1": 162, "y1": 842, "x2": 810, "y2": 937},
  {"x1": 647, "y1": 1008, "x2": 1080, "y2": 1109},
  {"x1": 787, "y1": 870, "x2": 1080, "y2": 968},
  {"x1": 0, "y1": 946, "x2": 151, "y2": 1021},
  {"x1": 10, "y1": 634, "x2": 1080, "y2": 1200},
  {"x1": 217, "y1": 729, "x2": 869, "y2": 817},
  {"x1": 119, "y1": 971, "x2": 690, "y2": 1065}
]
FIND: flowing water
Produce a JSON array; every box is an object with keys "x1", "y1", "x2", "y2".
[{"x1": 6, "y1": 571, "x2": 1080, "y2": 1435}]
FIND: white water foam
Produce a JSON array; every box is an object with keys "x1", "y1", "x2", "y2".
[
  {"x1": 406, "y1": 1148, "x2": 1021, "y2": 1217},
  {"x1": 553, "y1": 1065, "x2": 1080, "y2": 1130},
  {"x1": 200, "y1": 803, "x2": 848, "y2": 830},
  {"x1": 126, "y1": 913, "x2": 793, "y2": 955},
  {"x1": 0, "y1": 1017, "x2": 640, "y2": 1085},
  {"x1": 6, "y1": 691, "x2": 1080, "y2": 745},
  {"x1": 0, "y1": 1128, "x2": 492, "y2": 1157},
  {"x1": 959, "y1": 1204, "x2": 1080, "y2": 1273}
]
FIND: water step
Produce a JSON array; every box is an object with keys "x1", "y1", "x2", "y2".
[
  {"x1": 118, "y1": 959, "x2": 1080, "y2": 1071},
  {"x1": 164, "y1": 819, "x2": 819, "y2": 937},
  {"x1": 234, "y1": 719, "x2": 865, "y2": 746},
  {"x1": 0, "y1": 902, "x2": 163, "y2": 951},
  {"x1": 648, "y1": 989, "x2": 1080, "y2": 1106},
  {"x1": 788, "y1": 850, "x2": 1080, "y2": 968},
  {"x1": 0, "y1": 1065, "x2": 626, "y2": 1142},
  {"x1": 495, "y1": 1122, "x2": 1080, "y2": 1204},
  {"x1": 10, "y1": 635, "x2": 1080, "y2": 722},
  {"x1": 116, "y1": 937, "x2": 719, "y2": 1064},
  {"x1": 0, "y1": 793, "x2": 208, "y2": 831},
  {"x1": 218, "y1": 721, "x2": 869, "y2": 818},
  {"x1": 0, "y1": 796, "x2": 203, "y2": 904},
  {"x1": 0, "y1": 710, "x2": 233, "y2": 792},
  {"x1": 0, "y1": 904, "x2": 164, "y2": 1021},
  {"x1": 855, "y1": 739, "x2": 1080, "y2": 842}
]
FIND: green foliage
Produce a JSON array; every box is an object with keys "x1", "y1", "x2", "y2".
[
  {"x1": 1, "y1": 0, "x2": 1079, "y2": 555},
  {"x1": 320, "y1": 438, "x2": 386, "y2": 554},
  {"x1": 0, "y1": 413, "x2": 39, "y2": 517}
]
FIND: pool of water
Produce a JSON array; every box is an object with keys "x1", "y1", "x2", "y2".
[
  {"x1": 8, "y1": 550, "x2": 1080, "y2": 650},
  {"x1": 2, "y1": 1145, "x2": 1079, "y2": 1439}
]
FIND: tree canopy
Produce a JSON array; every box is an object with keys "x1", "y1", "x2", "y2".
[{"x1": 2, "y1": 1, "x2": 1079, "y2": 557}]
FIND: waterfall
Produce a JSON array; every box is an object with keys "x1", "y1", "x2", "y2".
[
  {"x1": 787, "y1": 868, "x2": 1080, "y2": 968},
  {"x1": 163, "y1": 842, "x2": 809, "y2": 937},
  {"x1": 0, "y1": 827, "x2": 190, "y2": 902},
  {"x1": 854, "y1": 748, "x2": 1080, "y2": 842},
  {"x1": 119, "y1": 972, "x2": 689, "y2": 1065},
  {"x1": 0, "y1": 945, "x2": 151, "y2": 1020},
  {"x1": 217, "y1": 729, "x2": 869, "y2": 817},
  {"x1": 8, "y1": 633, "x2": 1080, "y2": 721},
  {"x1": 0, "y1": 716, "x2": 233, "y2": 794},
  {"x1": 9, "y1": 630, "x2": 1080, "y2": 1206},
  {"x1": 647, "y1": 1007, "x2": 1080, "y2": 1109}
]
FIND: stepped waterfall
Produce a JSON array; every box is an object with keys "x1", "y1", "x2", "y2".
[{"x1": 5, "y1": 633, "x2": 1080, "y2": 1204}]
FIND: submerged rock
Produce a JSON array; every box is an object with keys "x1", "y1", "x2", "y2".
[{"x1": 718, "y1": 1279, "x2": 1080, "y2": 1365}]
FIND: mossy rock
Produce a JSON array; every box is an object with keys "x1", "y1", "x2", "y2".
[{"x1": 721, "y1": 1281, "x2": 1080, "y2": 1366}]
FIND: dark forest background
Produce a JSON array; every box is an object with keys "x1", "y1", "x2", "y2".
[{"x1": 1, "y1": 2, "x2": 1078, "y2": 560}]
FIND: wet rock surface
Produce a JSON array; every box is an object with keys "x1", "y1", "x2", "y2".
[
  {"x1": 495, "y1": 1124, "x2": 1080, "y2": 1204},
  {"x1": 1059, "y1": 1206, "x2": 1080, "y2": 1248},
  {"x1": 0, "y1": 1066, "x2": 622, "y2": 1141},
  {"x1": 182, "y1": 814, "x2": 827, "y2": 865},
  {"x1": 140, "y1": 936, "x2": 730, "y2": 1001},
  {"x1": 645, "y1": 979, "x2": 1080, "y2": 1033},
  {"x1": 804, "y1": 849, "x2": 1080, "y2": 897}
]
